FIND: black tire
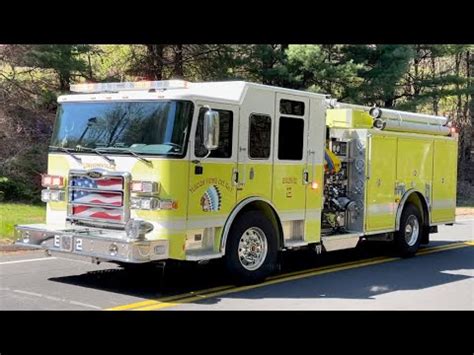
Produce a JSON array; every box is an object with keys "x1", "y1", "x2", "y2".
[
  {"x1": 225, "y1": 210, "x2": 278, "y2": 284},
  {"x1": 395, "y1": 203, "x2": 423, "y2": 257}
]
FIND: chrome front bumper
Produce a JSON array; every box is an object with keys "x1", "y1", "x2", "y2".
[{"x1": 14, "y1": 224, "x2": 169, "y2": 263}]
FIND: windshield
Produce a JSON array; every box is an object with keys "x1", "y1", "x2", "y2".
[{"x1": 50, "y1": 100, "x2": 194, "y2": 157}]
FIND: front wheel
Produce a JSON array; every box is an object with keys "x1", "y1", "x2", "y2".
[
  {"x1": 395, "y1": 203, "x2": 423, "y2": 257},
  {"x1": 225, "y1": 211, "x2": 278, "y2": 284}
]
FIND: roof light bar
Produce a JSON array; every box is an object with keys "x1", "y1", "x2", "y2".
[{"x1": 70, "y1": 80, "x2": 190, "y2": 93}]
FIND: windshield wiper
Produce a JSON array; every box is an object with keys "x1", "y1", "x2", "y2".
[
  {"x1": 96, "y1": 147, "x2": 152, "y2": 166},
  {"x1": 49, "y1": 145, "x2": 82, "y2": 163},
  {"x1": 75, "y1": 145, "x2": 115, "y2": 165}
]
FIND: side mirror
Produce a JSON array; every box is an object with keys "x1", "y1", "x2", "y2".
[{"x1": 203, "y1": 109, "x2": 220, "y2": 151}]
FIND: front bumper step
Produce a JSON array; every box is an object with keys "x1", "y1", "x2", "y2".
[{"x1": 15, "y1": 224, "x2": 168, "y2": 263}]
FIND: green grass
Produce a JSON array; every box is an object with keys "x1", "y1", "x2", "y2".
[{"x1": 0, "y1": 203, "x2": 45, "y2": 240}]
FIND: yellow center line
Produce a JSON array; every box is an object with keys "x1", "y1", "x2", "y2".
[
  {"x1": 108, "y1": 285, "x2": 234, "y2": 310},
  {"x1": 417, "y1": 242, "x2": 470, "y2": 255},
  {"x1": 107, "y1": 241, "x2": 472, "y2": 311},
  {"x1": 108, "y1": 256, "x2": 388, "y2": 311}
]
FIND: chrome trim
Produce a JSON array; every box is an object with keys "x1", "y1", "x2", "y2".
[
  {"x1": 185, "y1": 252, "x2": 223, "y2": 261},
  {"x1": 67, "y1": 169, "x2": 131, "y2": 227},
  {"x1": 68, "y1": 201, "x2": 124, "y2": 209},
  {"x1": 220, "y1": 197, "x2": 281, "y2": 254},
  {"x1": 237, "y1": 227, "x2": 268, "y2": 271},
  {"x1": 67, "y1": 204, "x2": 128, "y2": 227},
  {"x1": 404, "y1": 215, "x2": 420, "y2": 246},
  {"x1": 282, "y1": 220, "x2": 305, "y2": 245},
  {"x1": 14, "y1": 224, "x2": 168, "y2": 263},
  {"x1": 284, "y1": 240, "x2": 308, "y2": 249},
  {"x1": 69, "y1": 186, "x2": 124, "y2": 193},
  {"x1": 130, "y1": 181, "x2": 160, "y2": 194},
  {"x1": 395, "y1": 189, "x2": 430, "y2": 230},
  {"x1": 322, "y1": 233, "x2": 360, "y2": 252}
]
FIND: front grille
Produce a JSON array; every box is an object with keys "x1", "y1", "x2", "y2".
[{"x1": 67, "y1": 169, "x2": 130, "y2": 226}]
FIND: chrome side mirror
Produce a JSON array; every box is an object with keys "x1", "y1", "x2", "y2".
[{"x1": 203, "y1": 108, "x2": 220, "y2": 151}]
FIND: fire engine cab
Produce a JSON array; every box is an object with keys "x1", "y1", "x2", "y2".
[{"x1": 15, "y1": 80, "x2": 458, "y2": 283}]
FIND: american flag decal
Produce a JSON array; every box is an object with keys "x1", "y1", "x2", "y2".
[
  {"x1": 71, "y1": 176, "x2": 123, "y2": 190},
  {"x1": 72, "y1": 205, "x2": 123, "y2": 221},
  {"x1": 72, "y1": 190, "x2": 122, "y2": 206},
  {"x1": 69, "y1": 174, "x2": 125, "y2": 222}
]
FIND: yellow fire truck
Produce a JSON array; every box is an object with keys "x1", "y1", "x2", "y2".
[{"x1": 15, "y1": 80, "x2": 458, "y2": 283}]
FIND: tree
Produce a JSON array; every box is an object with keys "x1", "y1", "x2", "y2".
[
  {"x1": 240, "y1": 45, "x2": 290, "y2": 86},
  {"x1": 344, "y1": 45, "x2": 415, "y2": 107},
  {"x1": 22, "y1": 45, "x2": 95, "y2": 91},
  {"x1": 286, "y1": 44, "x2": 363, "y2": 99}
]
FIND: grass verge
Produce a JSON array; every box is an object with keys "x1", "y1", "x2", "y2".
[{"x1": 0, "y1": 203, "x2": 45, "y2": 241}]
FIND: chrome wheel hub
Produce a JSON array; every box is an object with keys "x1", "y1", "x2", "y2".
[
  {"x1": 238, "y1": 227, "x2": 268, "y2": 271},
  {"x1": 404, "y1": 215, "x2": 420, "y2": 247}
]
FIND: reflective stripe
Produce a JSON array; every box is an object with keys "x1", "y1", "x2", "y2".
[
  {"x1": 367, "y1": 203, "x2": 397, "y2": 215},
  {"x1": 186, "y1": 216, "x2": 227, "y2": 229},
  {"x1": 278, "y1": 210, "x2": 306, "y2": 221},
  {"x1": 152, "y1": 215, "x2": 228, "y2": 230},
  {"x1": 305, "y1": 208, "x2": 322, "y2": 219},
  {"x1": 431, "y1": 199, "x2": 456, "y2": 209}
]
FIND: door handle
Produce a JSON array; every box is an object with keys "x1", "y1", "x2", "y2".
[
  {"x1": 232, "y1": 168, "x2": 239, "y2": 186},
  {"x1": 303, "y1": 169, "x2": 309, "y2": 184}
]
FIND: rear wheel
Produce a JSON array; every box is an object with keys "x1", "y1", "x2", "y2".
[
  {"x1": 395, "y1": 203, "x2": 423, "y2": 256},
  {"x1": 225, "y1": 211, "x2": 278, "y2": 284}
]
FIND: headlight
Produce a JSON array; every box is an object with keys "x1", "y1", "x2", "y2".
[
  {"x1": 131, "y1": 197, "x2": 177, "y2": 210},
  {"x1": 41, "y1": 189, "x2": 65, "y2": 202},
  {"x1": 131, "y1": 181, "x2": 160, "y2": 193},
  {"x1": 131, "y1": 197, "x2": 159, "y2": 210},
  {"x1": 41, "y1": 174, "x2": 65, "y2": 188}
]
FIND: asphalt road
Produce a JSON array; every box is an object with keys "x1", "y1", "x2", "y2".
[{"x1": 1, "y1": 217, "x2": 473, "y2": 310}]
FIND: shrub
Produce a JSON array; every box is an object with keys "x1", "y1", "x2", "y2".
[{"x1": 0, "y1": 177, "x2": 38, "y2": 203}]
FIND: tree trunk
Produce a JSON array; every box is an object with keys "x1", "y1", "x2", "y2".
[
  {"x1": 384, "y1": 98, "x2": 394, "y2": 108},
  {"x1": 465, "y1": 50, "x2": 474, "y2": 184},
  {"x1": 173, "y1": 44, "x2": 184, "y2": 79},
  {"x1": 88, "y1": 54, "x2": 93, "y2": 81},
  {"x1": 146, "y1": 44, "x2": 166, "y2": 80},
  {"x1": 455, "y1": 52, "x2": 463, "y2": 121},
  {"x1": 431, "y1": 55, "x2": 439, "y2": 115},
  {"x1": 58, "y1": 73, "x2": 70, "y2": 92},
  {"x1": 413, "y1": 45, "x2": 421, "y2": 98}
]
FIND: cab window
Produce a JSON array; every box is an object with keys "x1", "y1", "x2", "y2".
[{"x1": 195, "y1": 107, "x2": 233, "y2": 158}]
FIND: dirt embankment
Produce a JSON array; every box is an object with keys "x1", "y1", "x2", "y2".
[{"x1": 456, "y1": 207, "x2": 474, "y2": 216}]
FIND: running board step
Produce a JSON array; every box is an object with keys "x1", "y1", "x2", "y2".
[
  {"x1": 185, "y1": 251, "x2": 223, "y2": 261},
  {"x1": 284, "y1": 240, "x2": 308, "y2": 249},
  {"x1": 321, "y1": 233, "x2": 360, "y2": 252}
]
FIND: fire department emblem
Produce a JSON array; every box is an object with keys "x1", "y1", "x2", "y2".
[{"x1": 200, "y1": 185, "x2": 221, "y2": 212}]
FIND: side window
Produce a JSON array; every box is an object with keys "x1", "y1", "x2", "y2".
[
  {"x1": 278, "y1": 116, "x2": 304, "y2": 160},
  {"x1": 195, "y1": 107, "x2": 233, "y2": 158},
  {"x1": 280, "y1": 99, "x2": 305, "y2": 116},
  {"x1": 249, "y1": 114, "x2": 271, "y2": 159}
]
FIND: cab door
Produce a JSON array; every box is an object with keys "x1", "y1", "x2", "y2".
[
  {"x1": 187, "y1": 102, "x2": 238, "y2": 230},
  {"x1": 272, "y1": 93, "x2": 309, "y2": 241},
  {"x1": 236, "y1": 88, "x2": 274, "y2": 203}
]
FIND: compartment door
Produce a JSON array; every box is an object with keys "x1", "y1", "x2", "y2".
[
  {"x1": 365, "y1": 135, "x2": 397, "y2": 231},
  {"x1": 432, "y1": 140, "x2": 457, "y2": 222}
]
